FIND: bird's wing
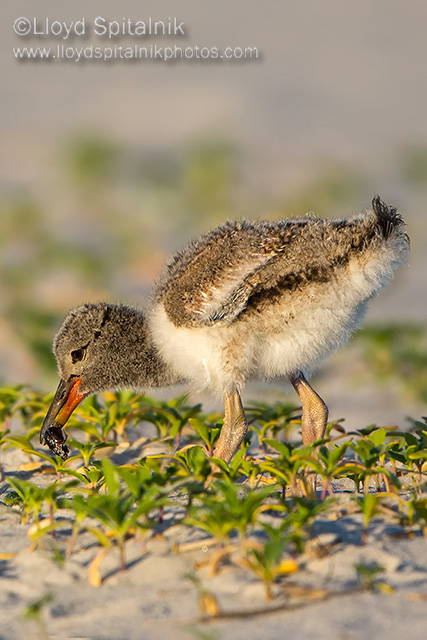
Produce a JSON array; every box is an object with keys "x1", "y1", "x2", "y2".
[
  {"x1": 156, "y1": 219, "x2": 316, "y2": 328},
  {"x1": 181, "y1": 252, "x2": 274, "y2": 326}
]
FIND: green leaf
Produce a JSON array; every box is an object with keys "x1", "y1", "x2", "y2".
[
  {"x1": 263, "y1": 439, "x2": 291, "y2": 457},
  {"x1": 101, "y1": 457, "x2": 120, "y2": 495},
  {"x1": 368, "y1": 428, "x2": 387, "y2": 447}
]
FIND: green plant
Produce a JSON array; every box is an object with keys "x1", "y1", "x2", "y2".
[
  {"x1": 349, "y1": 436, "x2": 399, "y2": 494},
  {"x1": 0, "y1": 428, "x2": 11, "y2": 479},
  {"x1": 3, "y1": 382, "x2": 427, "y2": 595},
  {"x1": 63, "y1": 458, "x2": 168, "y2": 573},
  {"x1": 22, "y1": 591, "x2": 53, "y2": 640},
  {"x1": 66, "y1": 439, "x2": 116, "y2": 466},
  {"x1": 388, "y1": 423, "x2": 427, "y2": 494},
  {"x1": 4, "y1": 477, "x2": 63, "y2": 525},
  {"x1": 279, "y1": 497, "x2": 336, "y2": 554},
  {"x1": 355, "y1": 562, "x2": 392, "y2": 593},
  {"x1": 258, "y1": 440, "x2": 313, "y2": 497},
  {"x1": 353, "y1": 493, "x2": 382, "y2": 545},
  {"x1": 142, "y1": 395, "x2": 202, "y2": 443},
  {"x1": 246, "y1": 401, "x2": 300, "y2": 446},
  {"x1": 186, "y1": 481, "x2": 277, "y2": 546},
  {"x1": 306, "y1": 442, "x2": 365, "y2": 498},
  {"x1": 0, "y1": 386, "x2": 25, "y2": 429},
  {"x1": 409, "y1": 496, "x2": 427, "y2": 535},
  {"x1": 17, "y1": 447, "x2": 74, "y2": 477},
  {"x1": 172, "y1": 445, "x2": 213, "y2": 484},
  {"x1": 185, "y1": 572, "x2": 221, "y2": 618},
  {"x1": 210, "y1": 448, "x2": 261, "y2": 486},
  {"x1": 238, "y1": 537, "x2": 297, "y2": 599},
  {"x1": 188, "y1": 417, "x2": 221, "y2": 456},
  {"x1": 69, "y1": 391, "x2": 151, "y2": 443}
]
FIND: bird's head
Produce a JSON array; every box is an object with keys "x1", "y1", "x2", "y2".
[{"x1": 40, "y1": 303, "x2": 118, "y2": 458}]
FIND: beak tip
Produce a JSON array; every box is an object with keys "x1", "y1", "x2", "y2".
[{"x1": 39, "y1": 424, "x2": 48, "y2": 445}]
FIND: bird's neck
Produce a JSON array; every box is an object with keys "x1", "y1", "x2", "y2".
[{"x1": 105, "y1": 305, "x2": 179, "y2": 390}]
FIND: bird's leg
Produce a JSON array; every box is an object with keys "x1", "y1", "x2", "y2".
[
  {"x1": 291, "y1": 373, "x2": 328, "y2": 446},
  {"x1": 291, "y1": 373, "x2": 328, "y2": 495},
  {"x1": 213, "y1": 390, "x2": 248, "y2": 464}
]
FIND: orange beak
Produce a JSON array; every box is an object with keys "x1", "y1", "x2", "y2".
[{"x1": 40, "y1": 376, "x2": 88, "y2": 459}]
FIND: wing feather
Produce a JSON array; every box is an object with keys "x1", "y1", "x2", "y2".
[
  {"x1": 155, "y1": 219, "x2": 307, "y2": 328},
  {"x1": 154, "y1": 202, "x2": 408, "y2": 330}
]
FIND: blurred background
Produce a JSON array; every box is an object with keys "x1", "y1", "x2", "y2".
[{"x1": 1, "y1": 0, "x2": 426, "y2": 429}]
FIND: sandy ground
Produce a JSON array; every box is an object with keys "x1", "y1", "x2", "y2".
[{"x1": 1, "y1": 437, "x2": 427, "y2": 640}]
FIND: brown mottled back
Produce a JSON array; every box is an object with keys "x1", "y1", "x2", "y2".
[{"x1": 155, "y1": 197, "x2": 406, "y2": 328}]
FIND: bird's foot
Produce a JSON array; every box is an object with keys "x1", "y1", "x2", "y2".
[
  {"x1": 291, "y1": 373, "x2": 328, "y2": 446},
  {"x1": 213, "y1": 390, "x2": 248, "y2": 465}
]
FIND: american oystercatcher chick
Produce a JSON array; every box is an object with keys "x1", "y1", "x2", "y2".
[{"x1": 40, "y1": 197, "x2": 409, "y2": 461}]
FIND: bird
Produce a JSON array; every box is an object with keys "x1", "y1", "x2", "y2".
[{"x1": 40, "y1": 196, "x2": 409, "y2": 462}]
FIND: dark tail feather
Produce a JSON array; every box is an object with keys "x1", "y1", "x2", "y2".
[{"x1": 372, "y1": 196, "x2": 404, "y2": 240}]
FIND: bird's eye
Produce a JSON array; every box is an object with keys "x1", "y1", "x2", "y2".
[
  {"x1": 71, "y1": 349, "x2": 84, "y2": 364},
  {"x1": 71, "y1": 344, "x2": 88, "y2": 364}
]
